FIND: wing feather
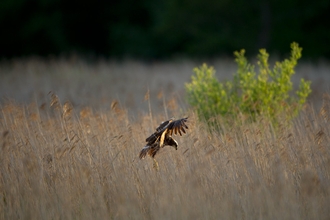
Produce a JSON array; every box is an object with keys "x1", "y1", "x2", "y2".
[
  {"x1": 160, "y1": 128, "x2": 168, "y2": 147},
  {"x1": 166, "y1": 117, "x2": 188, "y2": 137},
  {"x1": 181, "y1": 127, "x2": 186, "y2": 133},
  {"x1": 156, "y1": 119, "x2": 173, "y2": 132},
  {"x1": 145, "y1": 119, "x2": 174, "y2": 144},
  {"x1": 146, "y1": 133, "x2": 158, "y2": 143}
]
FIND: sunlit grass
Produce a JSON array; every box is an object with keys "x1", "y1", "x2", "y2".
[{"x1": 1, "y1": 92, "x2": 330, "y2": 219}]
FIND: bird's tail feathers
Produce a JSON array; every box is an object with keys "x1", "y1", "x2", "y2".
[{"x1": 139, "y1": 146, "x2": 149, "y2": 159}]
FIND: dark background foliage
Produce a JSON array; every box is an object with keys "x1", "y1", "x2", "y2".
[{"x1": 1, "y1": 0, "x2": 330, "y2": 59}]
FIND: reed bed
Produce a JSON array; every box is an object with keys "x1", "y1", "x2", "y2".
[
  {"x1": 1, "y1": 57, "x2": 329, "y2": 112},
  {"x1": 1, "y1": 93, "x2": 330, "y2": 220}
]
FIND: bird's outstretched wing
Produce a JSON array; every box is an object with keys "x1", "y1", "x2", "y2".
[
  {"x1": 156, "y1": 118, "x2": 173, "y2": 132},
  {"x1": 159, "y1": 117, "x2": 188, "y2": 146},
  {"x1": 145, "y1": 118, "x2": 173, "y2": 144},
  {"x1": 166, "y1": 117, "x2": 188, "y2": 136},
  {"x1": 145, "y1": 117, "x2": 188, "y2": 145}
]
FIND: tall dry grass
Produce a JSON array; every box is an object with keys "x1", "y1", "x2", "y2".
[{"x1": 1, "y1": 93, "x2": 330, "y2": 219}]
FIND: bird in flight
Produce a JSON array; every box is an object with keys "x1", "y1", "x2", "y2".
[{"x1": 139, "y1": 117, "x2": 188, "y2": 166}]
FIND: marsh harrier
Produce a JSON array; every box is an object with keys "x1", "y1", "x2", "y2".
[{"x1": 139, "y1": 117, "x2": 188, "y2": 159}]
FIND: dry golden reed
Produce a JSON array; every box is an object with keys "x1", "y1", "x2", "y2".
[{"x1": 0, "y1": 95, "x2": 330, "y2": 219}]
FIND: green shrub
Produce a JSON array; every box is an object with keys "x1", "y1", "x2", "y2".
[{"x1": 185, "y1": 42, "x2": 311, "y2": 126}]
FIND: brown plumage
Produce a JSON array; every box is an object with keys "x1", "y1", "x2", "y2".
[{"x1": 139, "y1": 117, "x2": 188, "y2": 159}]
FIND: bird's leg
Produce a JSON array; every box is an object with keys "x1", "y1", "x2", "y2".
[{"x1": 153, "y1": 158, "x2": 159, "y2": 171}]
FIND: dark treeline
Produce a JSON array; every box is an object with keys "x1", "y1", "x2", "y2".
[{"x1": 1, "y1": 0, "x2": 330, "y2": 59}]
